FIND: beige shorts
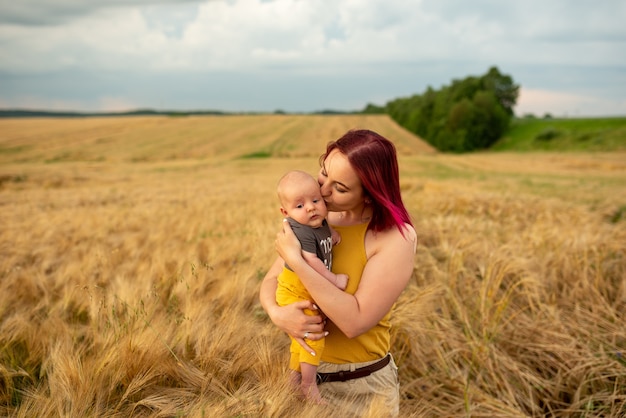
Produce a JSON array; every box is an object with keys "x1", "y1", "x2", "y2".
[{"x1": 317, "y1": 354, "x2": 399, "y2": 417}]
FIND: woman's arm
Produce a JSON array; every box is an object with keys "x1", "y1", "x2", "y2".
[
  {"x1": 259, "y1": 256, "x2": 327, "y2": 343},
  {"x1": 302, "y1": 251, "x2": 348, "y2": 290},
  {"x1": 276, "y1": 219, "x2": 416, "y2": 338}
]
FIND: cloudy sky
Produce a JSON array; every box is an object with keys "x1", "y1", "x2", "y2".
[{"x1": 1, "y1": 0, "x2": 625, "y2": 116}]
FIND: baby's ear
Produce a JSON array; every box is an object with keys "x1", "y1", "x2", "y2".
[{"x1": 280, "y1": 207, "x2": 288, "y2": 217}]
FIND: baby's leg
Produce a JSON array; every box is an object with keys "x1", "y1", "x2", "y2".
[
  {"x1": 288, "y1": 369, "x2": 301, "y2": 391},
  {"x1": 300, "y1": 362, "x2": 325, "y2": 404}
]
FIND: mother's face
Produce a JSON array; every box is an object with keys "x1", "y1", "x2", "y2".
[{"x1": 317, "y1": 149, "x2": 365, "y2": 212}]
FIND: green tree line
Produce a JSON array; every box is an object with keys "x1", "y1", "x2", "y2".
[{"x1": 365, "y1": 67, "x2": 519, "y2": 152}]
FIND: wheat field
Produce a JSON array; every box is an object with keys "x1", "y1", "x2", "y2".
[{"x1": 1, "y1": 115, "x2": 625, "y2": 417}]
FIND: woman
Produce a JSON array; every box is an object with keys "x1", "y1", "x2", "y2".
[{"x1": 260, "y1": 129, "x2": 416, "y2": 416}]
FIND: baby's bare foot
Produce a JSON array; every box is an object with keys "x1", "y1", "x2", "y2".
[{"x1": 301, "y1": 382, "x2": 327, "y2": 405}]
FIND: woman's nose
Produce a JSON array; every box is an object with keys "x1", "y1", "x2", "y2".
[{"x1": 319, "y1": 181, "x2": 330, "y2": 197}]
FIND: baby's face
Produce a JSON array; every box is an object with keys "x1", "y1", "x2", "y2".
[{"x1": 281, "y1": 181, "x2": 328, "y2": 228}]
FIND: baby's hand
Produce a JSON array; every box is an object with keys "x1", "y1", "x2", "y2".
[
  {"x1": 335, "y1": 274, "x2": 349, "y2": 290},
  {"x1": 331, "y1": 228, "x2": 341, "y2": 245}
]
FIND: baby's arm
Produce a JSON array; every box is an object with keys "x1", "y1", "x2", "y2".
[
  {"x1": 329, "y1": 226, "x2": 341, "y2": 246},
  {"x1": 302, "y1": 251, "x2": 348, "y2": 290}
]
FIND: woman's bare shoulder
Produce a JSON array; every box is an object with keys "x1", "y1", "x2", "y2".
[{"x1": 366, "y1": 223, "x2": 417, "y2": 256}]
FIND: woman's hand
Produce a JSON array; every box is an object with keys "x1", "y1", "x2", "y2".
[
  {"x1": 259, "y1": 253, "x2": 327, "y2": 356},
  {"x1": 269, "y1": 300, "x2": 327, "y2": 355},
  {"x1": 275, "y1": 219, "x2": 304, "y2": 268}
]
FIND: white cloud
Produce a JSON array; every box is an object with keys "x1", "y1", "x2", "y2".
[
  {"x1": 2, "y1": 0, "x2": 624, "y2": 72},
  {"x1": 516, "y1": 88, "x2": 626, "y2": 117},
  {"x1": 97, "y1": 96, "x2": 140, "y2": 112},
  {"x1": 0, "y1": 0, "x2": 203, "y2": 25},
  {"x1": 0, "y1": 0, "x2": 624, "y2": 113}
]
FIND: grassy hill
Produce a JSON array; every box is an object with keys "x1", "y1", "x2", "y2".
[
  {"x1": 494, "y1": 116, "x2": 626, "y2": 151},
  {"x1": 0, "y1": 115, "x2": 625, "y2": 417}
]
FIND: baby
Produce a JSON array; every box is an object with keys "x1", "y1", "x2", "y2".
[{"x1": 275, "y1": 170, "x2": 348, "y2": 403}]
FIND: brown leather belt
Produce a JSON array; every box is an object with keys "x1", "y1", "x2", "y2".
[{"x1": 316, "y1": 353, "x2": 391, "y2": 385}]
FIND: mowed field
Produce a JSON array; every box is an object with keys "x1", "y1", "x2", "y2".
[{"x1": 1, "y1": 114, "x2": 625, "y2": 417}]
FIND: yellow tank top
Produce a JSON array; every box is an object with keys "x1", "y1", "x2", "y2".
[{"x1": 321, "y1": 221, "x2": 391, "y2": 363}]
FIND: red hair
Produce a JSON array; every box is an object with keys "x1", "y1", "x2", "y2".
[{"x1": 320, "y1": 129, "x2": 413, "y2": 234}]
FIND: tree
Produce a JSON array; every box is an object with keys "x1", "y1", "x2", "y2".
[
  {"x1": 384, "y1": 67, "x2": 519, "y2": 152},
  {"x1": 480, "y1": 66, "x2": 519, "y2": 115},
  {"x1": 362, "y1": 103, "x2": 386, "y2": 114}
]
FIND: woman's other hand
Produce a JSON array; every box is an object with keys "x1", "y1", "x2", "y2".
[
  {"x1": 275, "y1": 218, "x2": 304, "y2": 268},
  {"x1": 271, "y1": 300, "x2": 327, "y2": 355},
  {"x1": 260, "y1": 254, "x2": 327, "y2": 356}
]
